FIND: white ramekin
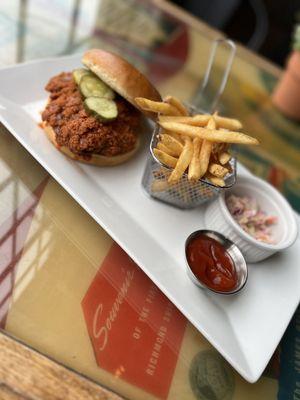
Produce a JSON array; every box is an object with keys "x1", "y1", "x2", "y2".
[{"x1": 204, "y1": 175, "x2": 298, "y2": 262}]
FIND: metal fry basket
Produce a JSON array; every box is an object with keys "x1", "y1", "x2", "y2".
[{"x1": 141, "y1": 39, "x2": 237, "y2": 209}]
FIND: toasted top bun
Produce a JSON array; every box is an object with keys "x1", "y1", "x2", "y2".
[
  {"x1": 42, "y1": 122, "x2": 140, "y2": 166},
  {"x1": 82, "y1": 49, "x2": 161, "y2": 119}
]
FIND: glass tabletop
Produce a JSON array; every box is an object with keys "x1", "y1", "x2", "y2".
[{"x1": 0, "y1": 1, "x2": 299, "y2": 399}]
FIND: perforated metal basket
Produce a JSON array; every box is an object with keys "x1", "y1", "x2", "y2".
[
  {"x1": 141, "y1": 38, "x2": 237, "y2": 209},
  {"x1": 141, "y1": 124, "x2": 237, "y2": 209}
]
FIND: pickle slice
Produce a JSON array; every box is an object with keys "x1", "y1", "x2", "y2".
[
  {"x1": 80, "y1": 75, "x2": 115, "y2": 99},
  {"x1": 84, "y1": 97, "x2": 118, "y2": 122},
  {"x1": 72, "y1": 68, "x2": 91, "y2": 84}
]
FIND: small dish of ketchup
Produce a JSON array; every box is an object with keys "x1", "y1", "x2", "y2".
[{"x1": 185, "y1": 230, "x2": 248, "y2": 295}]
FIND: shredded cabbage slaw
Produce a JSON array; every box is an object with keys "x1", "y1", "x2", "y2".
[{"x1": 226, "y1": 194, "x2": 277, "y2": 244}]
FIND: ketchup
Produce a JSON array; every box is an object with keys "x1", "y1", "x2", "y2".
[{"x1": 186, "y1": 234, "x2": 237, "y2": 292}]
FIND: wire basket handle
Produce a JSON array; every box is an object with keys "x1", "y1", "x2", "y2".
[{"x1": 199, "y1": 38, "x2": 236, "y2": 113}]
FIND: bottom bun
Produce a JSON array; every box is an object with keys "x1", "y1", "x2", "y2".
[{"x1": 42, "y1": 122, "x2": 140, "y2": 166}]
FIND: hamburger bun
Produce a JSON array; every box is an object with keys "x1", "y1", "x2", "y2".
[
  {"x1": 42, "y1": 122, "x2": 140, "y2": 166},
  {"x1": 82, "y1": 49, "x2": 161, "y2": 119}
]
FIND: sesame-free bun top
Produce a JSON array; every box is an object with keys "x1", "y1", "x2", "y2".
[{"x1": 82, "y1": 49, "x2": 161, "y2": 119}]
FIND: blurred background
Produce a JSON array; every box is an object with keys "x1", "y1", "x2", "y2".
[
  {"x1": 172, "y1": 0, "x2": 300, "y2": 65},
  {"x1": 1, "y1": 0, "x2": 299, "y2": 67}
]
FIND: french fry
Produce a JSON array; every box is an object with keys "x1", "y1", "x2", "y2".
[
  {"x1": 160, "y1": 134, "x2": 183, "y2": 156},
  {"x1": 164, "y1": 95, "x2": 189, "y2": 116},
  {"x1": 199, "y1": 140, "x2": 213, "y2": 178},
  {"x1": 159, "y1": 114, "x2": 210, "y2": 126},
  {"x1": 153, "y1": 148, "x2": 178, "y2": 168},
  {"x1": 157, "y1": 142, "x2": 179, "y2": 157},
  {"x1": 160, "y1": 128, "x2": 182, "y2": 143},
  {"x1": 159, "y1": 115, "x2": 242, "y2": 130},
  {"x1": 159, "y1": 121, "x2": 259, "y2": 145},
  {"x1": 159, "y1": 128, "x2": 169, "y2": 135},
  {"x1": 219, "y1": 151, "x2": 231, "y2": 165},
  {"x1": 188, "y1": 137, "x2": 202, "y2": 181},
  {"x1": 214, "y1": 116, "x2": 242, "y2": 130},
  {"x1": 168, "y1": 131, "x2": 184, "y2": 143},
  {"x1": 198, "y1": 118, "x2": 215, "y2": 178},
  {"x1": 151, "y1": 179, "x2": 171, "y2": 192},
  {"x1": 135, "y1": 97, "x2": 181, "y2": 116},
  {"x1": 208, "y1": 163, "x2": 229, "y2": 178},
  {"x1": 168, "y1": 137, "x2": 193, "y2": 183},
  {"x1": 205, "y1": 173, "x2": 225, "y2": 187}
]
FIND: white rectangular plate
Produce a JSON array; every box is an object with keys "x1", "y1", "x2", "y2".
[{"x1": 0, "y1": 54, "x2": 299, "y2": 382}]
